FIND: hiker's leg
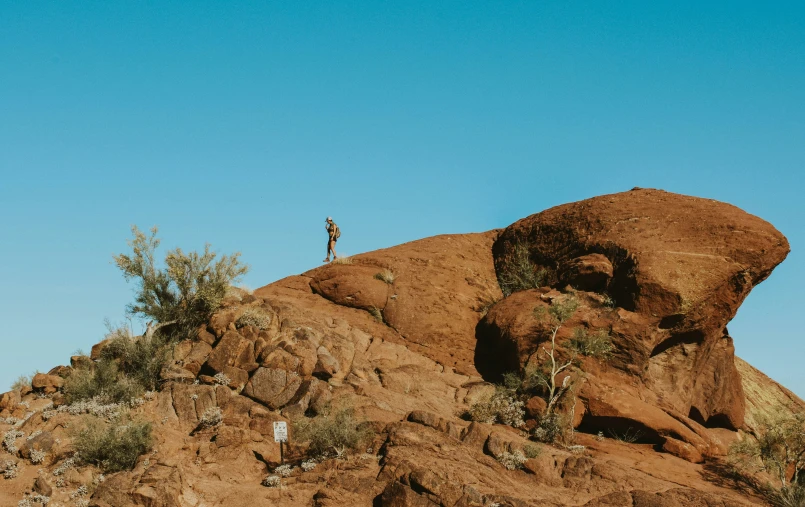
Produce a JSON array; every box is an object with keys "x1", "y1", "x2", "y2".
[
  {"x1": 331, "y1": 241, "x2": 338, "y2": 259},
  {"x1": 324, "y1": 242, "x2": 330, "y2": 262}
]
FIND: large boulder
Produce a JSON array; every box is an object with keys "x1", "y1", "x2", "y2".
[
  {"x1": 303, "y1": 232, "x2": 503, "y2": 376},
  {"x1": 488, "y1": 189, "x2": 789, "y2": 433}
]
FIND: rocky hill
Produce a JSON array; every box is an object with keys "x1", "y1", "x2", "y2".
[{"x1": 1, "y1": 188, "x2": 801, "y2": 507}]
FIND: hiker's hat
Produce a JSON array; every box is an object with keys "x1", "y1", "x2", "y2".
[{"x1": 326, "y1": 216, "x2": 332, "y2": 222}]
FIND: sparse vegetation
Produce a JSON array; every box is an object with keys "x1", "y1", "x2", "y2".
[
  {"x1": 475, "y1": 290, "x2": 501, "y2": 317},
  {"x1": 368, "y1": 306, "x2": 384, "y2": 323},
  {"x1": 568, "y1": 328, "x2": 614, "y2": 359},
  {"x1": 113, "y1": 225, "x2": 249, "y2": 341},
  {"x1": 498, "y1": 243, "x2": 547, "y2": 297},
  {"x1": 213, "y1": 373, "x2": 231, "y2": 386},
  {"x1": 198, "y1": 407, "x2": 223, "y2": 428},
  {"x1": 235, "y1": 306, "x2": 272, "y2": 330},
  {"x1": 607, "y1": 427, "x2": 644, "y2": 443},
  {"x1": 262, "y1": 475, "x2": 281, "y2": 488},
  {"x1": 72, "y1": 416, "x2": 152, "y2": 473},
  {"x1": 330, "y1": 256, "x2": 353, "y2": 265},
  {"x1": 273, "y1": 464, "x2": 293, "y2": 477},
  {"x1": 63, "y1": 359, "x2": 143, "y2": 405},
  {"x1": 497, "y1": 450, "x2": 526, "y2": 470},
  {"x1": 100, "y1": 329, "x2": 169, "y2": 392},
  {"x1": 729, "y1": 408, "x2": 805, "y2": 500},
  {"x1": 10, "y1": 375, "x2": 32, "y2": 392},
  {"x1": 523, "y1": 443, "x2": 542, "y2": 459},
  {"x1": 293, "y1": 406, "x2": 373, "y2": 459},
  {"x1": 374, "y1": 269, "x2": 396, "y2": 285},
  {"x1": 2, "y1": 459, "x2": 19, "y2": 479},
  {"x1": 467, "y1": 386, "x2": 525, "y2": 428},
  {"x1": 531, "y1": 413, "x2": 570, "y2": 444}
]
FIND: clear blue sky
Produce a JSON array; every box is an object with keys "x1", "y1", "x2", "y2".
[{"x1": 1, "y1": 1, "x2": 803, "y2": 397}]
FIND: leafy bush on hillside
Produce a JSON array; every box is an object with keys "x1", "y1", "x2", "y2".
[
  {"x1": 568, "y1": 328, "x2": 614, "y2": 359},
  {"x1": 293, "y1": 406, "x2": 373, "y2": 459},
  {"x1": 73, "y1": 416, "x2": 152, "y2": 472},
  {"x1": 113, "y1": 226, "x2": 249, "y2": 341},
  {"x1": 729, "y1": 408, "x2": 805, "y2": 505},
  {"x1": 100, "y1": 332, "x2": 169, "y2": 392},
  {"x1": 64, "y1": 360, "x2": 142, "y2": 405}
]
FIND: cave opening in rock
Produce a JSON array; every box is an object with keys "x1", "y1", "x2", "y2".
[
  {"x1": 576, "y1": 414, "x2": 664, "y2": 445},
  {"x1": 688, "y1": 406, "x2": 737, "y2": 431}
]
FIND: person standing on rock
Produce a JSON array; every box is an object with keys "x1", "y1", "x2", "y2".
[{"x1": 324, "y1": 216, "x2": 340, "y2": 262}]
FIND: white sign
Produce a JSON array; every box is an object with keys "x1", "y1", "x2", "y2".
[{"x1": 273, "y1": 421, "x2": 288, "y2": 443}]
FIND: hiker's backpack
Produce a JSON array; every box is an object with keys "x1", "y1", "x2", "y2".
[{"x1": 333, "y1": 223, "x2": 341, "y2": 240}]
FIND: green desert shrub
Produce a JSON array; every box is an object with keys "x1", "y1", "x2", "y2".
[
  {"x1": 73, "y1": 416, "x2": 152, "y2": 472},
  {"x1": 293, "y1": 406, "x2": 373, "y2": 458},
  {"x1": 523, "y1": 443, "x2": 542, "y2": 459},
  {"x1": 498, "y1": 243, "x2": 547, "y2": 297},
  {"x1": 64, "y1": 360, "x2": 143, "y2": 405},
  {"x1": 729, "y1": 408, "x2": 805, "y2": 493},
  {"x1": 100, "y1": 333, "x2": 169, "y2": 392},
  {"x1": 568, "y1": 328, "x2": 614, "y2": 359},
  {"x1": 113, "y1": 226, "x2": 249, "y2": 341}
]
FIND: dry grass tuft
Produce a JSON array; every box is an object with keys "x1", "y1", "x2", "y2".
[{"x1": 374, "y1": 269, "x2": 396, "y2": 284}]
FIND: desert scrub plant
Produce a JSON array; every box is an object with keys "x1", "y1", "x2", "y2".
[
  {"x1": 467, "y1": 386, "x2": 525, "y2": 428},
  {"x1": 235, "y1": 306, "x2": 272, "y2": 330},
  {"x1": 475, "y1": 290, "x2": 501, "y2": 318},
  {"x1": 497, "y1": 450, "x2": 526, "y2": 470},
  {"x1": 729, "y1": 408, "x2": 805, "y2": 491},
  {"x1": 523, "y1": 443, "x2": 542, "y2": 459},
  {"x1": 568, "y1": 328, "x2": 614, "y2": 360},
  {"x1": 114, "y1": 225, "x2": 249, "y2": 341},
  {"x1": 212, "y1": 373, "x2": 231, "y2": 386},
  {"x1": 10, "y1": 375, "x2": 32, "y2": 392},
  {"x1": 100, "y1": 331, "x2": 170, "y2": 392},
  {"x1": 531, "y1": 413, "x2": 571, "y2": 444},
  {"x1": 498, "y1": 243, "x2": 547, "y2": 297},
  {"x1": 72, "y1": 416, "x2": 152, "y2": 473},
  {"x1": 373, "y1": 269, "x2": 396, "y2": 285},
  {"x1": 330, "y1": 256, "x2": 353, "y2": 265},
  {"x1": 63, "y1": 360, "x2": 143, "y2": 405},
  {"x1": 273, "y1": 464, "x2": 293, "y2": 478},
  {"x1": 198, "y1": 407, "x2": 222, "y2": 428},
  {"x1": 2, "y1": 459, "x2": 19, "y2": 479},
  {"x1": 607, "y1": 427, "x2": 644, "y2": 443},
  {"x1": 262, "y1": 475, "x2": 281, "y2": 488},
  {"x1": 293, "y1": 406, "x2": 373, "y2": 459}
]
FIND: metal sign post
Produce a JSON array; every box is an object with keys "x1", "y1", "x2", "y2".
[{"x1": 273, "y1": 421, "x2": 288, "y2": 465}]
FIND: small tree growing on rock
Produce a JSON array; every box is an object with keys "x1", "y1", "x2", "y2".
[
  {"x1": 114, "y1": 226, "x2": 249, "y2": 340},
  {"x1": 528, "y1": 297, "x2": 579, "y2": 415}
]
